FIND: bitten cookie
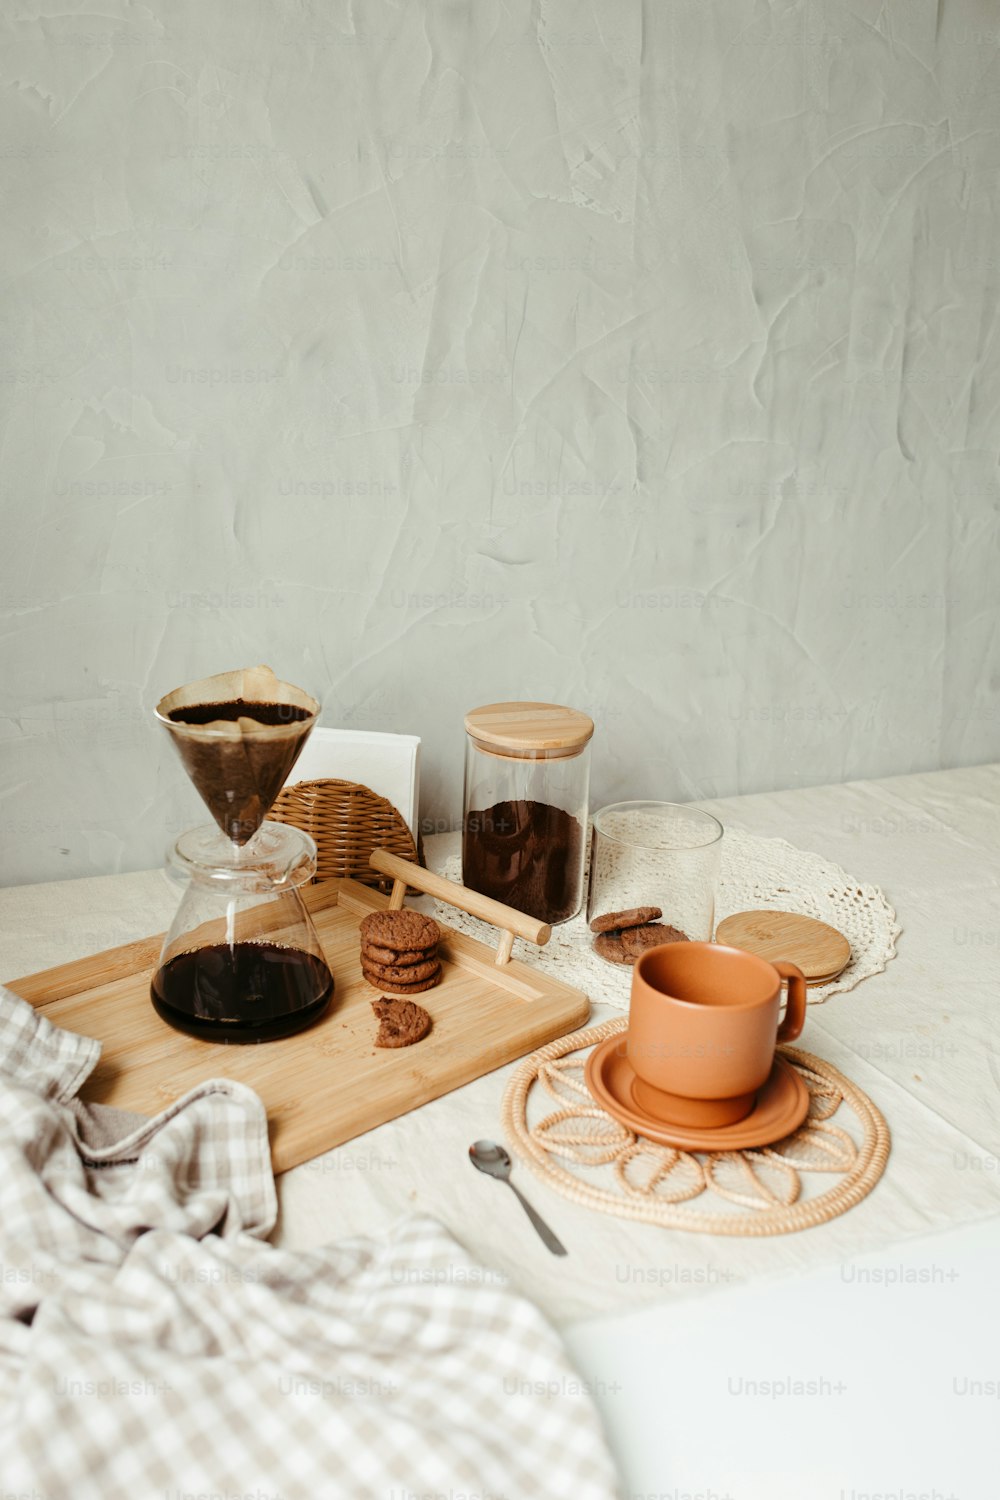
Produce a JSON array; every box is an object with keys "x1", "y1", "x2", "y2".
[
  {"x1": 589, "y1": 905, "x2": 663, "y2": 935},
  {"x1": 371, "y1": 997, "x2": 432, "y2": 1048},
  {"x1": 360, "y1": 909, "x2": 441, "y2": 951}
]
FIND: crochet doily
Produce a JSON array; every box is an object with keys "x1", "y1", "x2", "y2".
[
  {"x1": 501, "y1": 1018, "x2": 891, "y2": 1235},
  {"x1": 437, "y1": 825, "x2": 900, "y2": 1011}
]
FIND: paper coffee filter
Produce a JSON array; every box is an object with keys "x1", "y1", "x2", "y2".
[
  {"x1": 156, "y1": 665, "x2": 319, "y2": 844},
  {"x1": 155, "y1": 665, "x2": 319, "y2": 729}
]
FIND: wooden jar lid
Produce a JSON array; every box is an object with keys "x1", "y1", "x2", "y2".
[
  {"x1": 715, "y1": 910, "x2": 851, "y2": 983},
  {"x1": 464, "y1": 701, "x2": 594, "y2": 759}
]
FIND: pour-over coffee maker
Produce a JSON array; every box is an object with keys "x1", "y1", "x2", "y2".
[{"x1": 151, "y1": 665, "x2": 334, "y2": 1042}]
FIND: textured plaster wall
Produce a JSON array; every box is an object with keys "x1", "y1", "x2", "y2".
[{"x1": 1, "y1": 0, "x2": 999, "y2": 885}]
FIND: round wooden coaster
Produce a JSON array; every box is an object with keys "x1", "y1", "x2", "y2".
[
  {"x1": 806, "y1": 968, "x2": 849, "y2": 988},
  {"x1": 715, "y1": 909, "x2": 851, "y2": 982}
]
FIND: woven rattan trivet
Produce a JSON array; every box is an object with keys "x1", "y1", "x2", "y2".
[
  {"x1": 501, "y1": 1018, "x2": 890, "y2": 1236},
  {"x1": 271, "y1": 777, "x2": 419, "y2": 888}
]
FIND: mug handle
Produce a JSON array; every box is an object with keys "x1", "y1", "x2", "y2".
[{"x1": 774, "y1": 961, "x2": 807, "y2": 1042}]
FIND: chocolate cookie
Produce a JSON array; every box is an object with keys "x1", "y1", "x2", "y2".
[
  {"x1": 362, "y1": 942, "x2": 438, "y2": 968},
  {"x1": 361, "y1": 962, "x2": 441, "y2": 994},
  {"x1": 622, "y1": 922, "x2": 689, "y2": 958},
  {"x1": 372, "y1": 997, "x2": 432, "y2": 1048},
  {"x1": 593, "y1": 931, "x2": 632, "y2": 965},
  {"x1": 594, "y1": 922, "x2": 689, "y2": 965},
  {"x1": 589, "y1": 905, "x2": 663, "y2": 935},
  {"x1": 361, "y1": 953, "x2": 441, "y2": 985},
  {"x1": 360, "y1": 909, "x2": 441, "y2": 951}
]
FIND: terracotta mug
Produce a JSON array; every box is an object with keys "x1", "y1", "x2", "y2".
[{"x1": 626, "y1": 942, "x2": 807, "y2": 1128}]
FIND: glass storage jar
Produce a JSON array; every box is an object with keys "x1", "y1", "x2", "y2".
[{"x1": 462, "y1": 701, "x2": 594, "y2": 925}]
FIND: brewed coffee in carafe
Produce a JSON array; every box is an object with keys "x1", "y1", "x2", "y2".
[{"x1": 152, "y1": 665, "x2": 333, "y2": 1042}]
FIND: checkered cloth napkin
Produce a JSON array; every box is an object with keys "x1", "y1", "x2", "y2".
[{"x1": 0, "y1": 988, "x2": 621, "y2": 1499}]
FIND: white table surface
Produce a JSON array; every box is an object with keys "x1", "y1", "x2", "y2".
[{"x1": 2, "y1": 763, "x2": 999, "y2": 1497}]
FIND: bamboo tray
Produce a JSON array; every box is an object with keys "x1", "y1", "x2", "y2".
[{"x1": 5, "y1": 851, "x2": 591, "y2": 1174}]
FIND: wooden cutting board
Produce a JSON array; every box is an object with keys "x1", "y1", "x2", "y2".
[{"x1": 5, "y1": 874, "x2": 591, "y2": 1174}]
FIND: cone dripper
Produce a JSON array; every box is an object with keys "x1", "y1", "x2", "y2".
[{"x1": 155, "y1": 665, "x2": 319, "y2": 845}]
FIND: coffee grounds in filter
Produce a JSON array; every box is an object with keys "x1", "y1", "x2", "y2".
[{"x1": 166, "y1": 700, "x2": 313, "y2": 844}]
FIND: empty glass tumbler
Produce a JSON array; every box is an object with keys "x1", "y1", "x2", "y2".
[{"x1": 587, "y1": 801, "x2": 723, "y2": 961}]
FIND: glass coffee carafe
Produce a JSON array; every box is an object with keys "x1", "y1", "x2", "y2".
[{"x1": 151, "y1": 665, "x2": 334, "y2": 1042}]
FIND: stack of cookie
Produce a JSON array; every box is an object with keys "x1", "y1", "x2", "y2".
[
  {"x1": 359, "y1": 909, "x2": 443, "y2": 994},
  {"x1": 589, "y1": 905, "x2": 688, "y2": 966}
]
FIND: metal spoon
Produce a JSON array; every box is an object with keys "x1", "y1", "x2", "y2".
[{"x1": 468, "y1": 1140, "x2": 567, "y2": 1256}]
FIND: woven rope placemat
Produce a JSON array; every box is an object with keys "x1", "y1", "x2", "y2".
[{"x1": 502, "y1": 1018, "x2": 890, "y2": 1236}]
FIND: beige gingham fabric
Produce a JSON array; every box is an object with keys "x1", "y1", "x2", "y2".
[{"x1": 0, "y1": 988, "x2": 620, "y2": 1499}]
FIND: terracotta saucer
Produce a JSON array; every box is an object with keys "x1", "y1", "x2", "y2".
[{"x1": 584, "y1": 1034, "x2": 811, "y2": 1151}]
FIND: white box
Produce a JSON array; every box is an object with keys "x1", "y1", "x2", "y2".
[{"x1": 284, "y1": 728, "x2": 421, "y2": 842}]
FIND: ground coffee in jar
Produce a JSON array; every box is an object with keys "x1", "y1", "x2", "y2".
[
  {"x1": 462, "y1": 703, "x2": 593, "y2": 926},
  {"x1": 462, "y1": 798, "x2": 585, "y2": 926}
]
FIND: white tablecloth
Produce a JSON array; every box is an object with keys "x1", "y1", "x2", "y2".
[{"x1": 3, "y1": 764, "x2": 999, "y2": 1325}]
